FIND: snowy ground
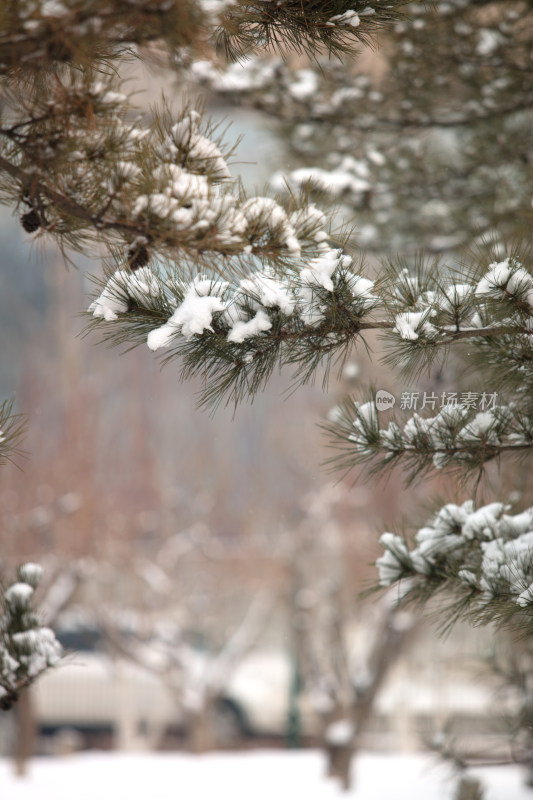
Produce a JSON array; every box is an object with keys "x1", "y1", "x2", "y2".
[{"x1": 1, "y1": 750, "x2": 532, "y2": 800}]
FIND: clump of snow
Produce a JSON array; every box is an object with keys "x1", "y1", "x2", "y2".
[
  {"x1": 240, "y1": 197, "x2": 301, "y2": 255},
  {"x1": 1, "y1": 565, "x2": 62, "y2": 697},
  {"x1": 349, "y1": 276, "x2": 377, "y2": 308},
  {"x1": 41, "y1": 0, "x2": 68, "y2": 16},
  {"x1": 89, "y1": 268, "x2": 161, "y2": 322},
  {"x1": 272, "y1": 163, "x2": 370, "y2": 201},
  {"x1": 12, "y1": 627, "x2": 62, "y2": 677},
  {"x1": 476, "y1": 258, "x2": 533, "y2": 306},
  {"x1": 227, "y1": 309, "x2": 272, "y2": 343},
  {"x1": 462, "y1": 503, "x2": 506, "y2": 540},
  {"x1": 239, "y1": 271, "x2": 296, "y2": 316},
  {"x1": 456, "y1": 410, "x2": 499, "y2": 445},
  {"x1": 289, "y1": 204, "x2": 328, "y2": 243},
  {"x1": 18, "y1": 563, "x2": 43, "y2": 589},
  {"x1": 477, "y1": 28, "x2": 503, "y2": 56},
  {"x1": 516, "y1": 583, "x2": 533, "y2": 608},
  {"x1": 376, "y1": 534, "x2": 411, "y2": 586},
  {"x1": 4, "y1": 582, "x2": 34, "y2": 610},
  {"x1": 393, "y1": 310, "x2": 436, "y2": 341},
  {"x1": 289, "y1": 69, "x2": 319, "y2": 102},
  {"x1": 147, "y1": 277, "x2": 227, "y2": 349},
  {"x1": 170, "y1": 111, "x2": 230, "y2": 180},
  {"x1": 301, "y1": 249, "x2": 351, "y2": 292},
  {"x1": 326, "y1": 10, "x2": 360, "y2": 27}
]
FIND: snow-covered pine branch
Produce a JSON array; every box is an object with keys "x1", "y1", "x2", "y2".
[
  {"x1": 376, "y1": 501, "x2": 533, "y2": 631},
  {"x1": 0, "y1": 0, "x2": 410, "y2": 267},
  {"x1": 87, "y1": 252, "x2": 533, "y2": 410},
  {"x1": 327, "y1": 397, "x2": 533, "y2": 483},
  {"x1": 0, "y1": 564, "x2": 62, "y2": 710},
  {"x1": 188, "y1": 0, "x2": 533, "y2": 253},
  {"x1": 86, "y1": 242, "x2": 381, "y2": 408},
  {"x1": 1, "y1": 83, "x2": 291, "y2": 264}
]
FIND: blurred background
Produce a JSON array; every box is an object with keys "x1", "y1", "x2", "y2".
[{"x1": 1, "y1": 10, "x2": 531, "y2": 794}]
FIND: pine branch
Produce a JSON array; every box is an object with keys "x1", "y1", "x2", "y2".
[
  {"x1": 0, "y1": 399, "x2": 26, "y2": 468},
  {"x1": 325, "y1": 395, "x2": 533, "y2": 486},
  {"x1": 0, "y1": 0, "x2": 409, "y2": 77},
  {"x1": 85, "y1": 251, "x2": 533, "y2": 414},
  {"x1": 190, "y1": 0, "x2": 533, "y2": 253},
  {"x1": 1, "y1": 80, "x2": 337, "y2": 265},
  {"x1": 84, "y1": 248, "x2": 381, "y2": 408},
  {"x1": 0, "y1": 0, "x2": 207, "y2": 74},
  {"x1": 215, "y1": 0, "x2": 409, "y2": 61}
]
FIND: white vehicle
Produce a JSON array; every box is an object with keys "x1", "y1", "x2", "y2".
[
  {"x1": 33, "y1": 626, "x2": 501, "y2": 750},
  {"x1": 33, "y1": 629, "x2": 298, "y2": 747},
  {"x1": 34, "y1": 651, "x2": 181, "y2": 743}
]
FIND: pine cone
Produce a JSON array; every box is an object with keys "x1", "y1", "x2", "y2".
[
  {"x1": 21, "y1": 210, "x2": 41, "y2": 233},
  {"x1": 128, "y1": 245, "x2": 149, "y2": 271}
]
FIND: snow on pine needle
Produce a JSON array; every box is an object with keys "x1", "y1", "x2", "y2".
[
  {"x1": 376, "y1": 501, "x2": 533, "y2": 632},
  {"x1": 87, "y1": 251, "x2": 533, "y2": 413},
  {"x1": 0, "y1": 564, "x2": 62, "y2": 710}
]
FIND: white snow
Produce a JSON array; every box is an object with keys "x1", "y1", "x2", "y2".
[
  {"x1": 12, "y1": 627, "x2": 62, "y2": 677},
  {"x1": 227, "y1": 309, "x2": 272, "y2": 343},
  {"x1": 18, "y1": 563, "x2": 43, "y2": 589},
  {"x1": 88, "y1": 271, "x2": 130, "y2": 321},
  {"x1": 378, "y1": 499, "x2": 533, "y2": 607},
  {"x1": 475, "y1": 258, "x2": 533, "y2": 305},
  {"x1": 147, "y1": 278, "x2": 226, "y2": 348},
  {"x1": 4, "y1": 582, "x2": 34, "y2": 608},
  {"x1": 170, "y1": 111, "x2": 230, "y2": 180},
  {"x1": 462, "y1": 503, "x2": 506, "y2": 540},
  {"x1": 0, "y1": 751, "x2": 529, "y2": 800},
  {"x1": 457, "y1": 410, "x2": 499, "y2": 444},
  {"x1": 376, "y1": 534, "x2": 410, "y2": 586},
  {"x1": 273, "y1": 165, "x2": 370, "y2": 199},
  {"x1": 239, "y1": 272, "x2": 296, "y2": 316},
  {"x1": 89, "y1": 268, "x2": 161, "y2": 323},
  {"x1": 516, "y1": 583, "x2": 533, "y2": 607},
  {"x1": 325, "y1": 719, "x2": 355, "y2": 746},
  {"x1": 393, "y1": 310, "x2": 436, "y2": 341},
  {"x1": 477, "y1": 28, "x2": 503, "y2": 56},
  {"x1": 289, "y1": 70, "x2": 319, "y2": 101},
  {"x1": 41, "y1": 1, "x2": 67, "y2": 17},
  {"x1": 327, "y1": 10, "x2": 361, "y2": 27},
  {"x1": 349, "y1": 276, "x2": 377, "y2": 308},
  {"x1": 300, "y1": 249, "x2": 351, "y2": 293},
  {"x1": 239, "y1": 197, "x2": 301, "y2": 255}
]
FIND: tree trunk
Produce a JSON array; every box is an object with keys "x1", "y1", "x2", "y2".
[
  {"x1": 186, "y1": 706, "x2": 214, "y2": 754},
  {"x1": 324, "y1": 604, "x2": 418, "y2": 791},
  {"x1": 326, "y1": 740, "x2": 354, "y2": 791},
  {"x1": 14, "y1": 687, "x2": 36, "y2": 777}
]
